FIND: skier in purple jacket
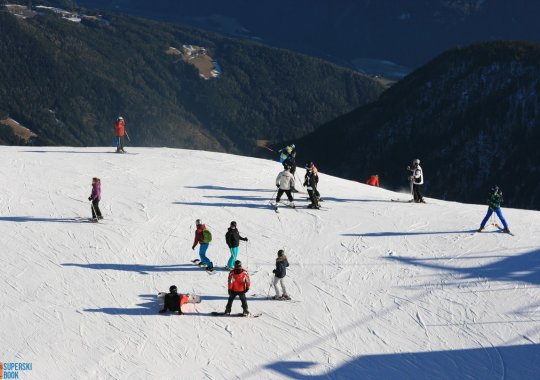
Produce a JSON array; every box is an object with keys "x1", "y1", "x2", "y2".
[{"x1": 88, "y1": 177, "x2": 103, "y2": 222}]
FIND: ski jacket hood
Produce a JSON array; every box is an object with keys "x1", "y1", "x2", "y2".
[
  {"x1": 276, "y1": 170, "x2": 295, "y2": 190},
  {"x1": 228, "y1": 269, "x2": 251, "y2": 293}
]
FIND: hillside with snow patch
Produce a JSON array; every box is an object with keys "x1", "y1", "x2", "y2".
[{"x1": 0, "y1": 146, "x2": 539, "y2": 379}]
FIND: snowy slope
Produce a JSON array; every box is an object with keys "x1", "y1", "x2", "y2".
[{"x1": 0, "y1": 146, "x2": 539, "y2": 380}]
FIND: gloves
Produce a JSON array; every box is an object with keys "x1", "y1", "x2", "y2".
[
  {"x1": 243, "y1": 237, "x2": 249, "y2": 242},
  {"x1": 244, "y1": 288, "x2": 249, "y2": 293},
  {"x1": 192, "y1": 246, "x2": 195, "y2": 250},
  {"x1": 228, "y1": 289, "x2": 233, "y2": 296},
  {"x1": 88, "y1": 197, "x2": 92, "y2": 201},
  {"x1": 272, "y1": 269, "x2": 276, "y2": 274},
  {"x1": 276, "y1": 184, "x2": 280, "y2": 188}
]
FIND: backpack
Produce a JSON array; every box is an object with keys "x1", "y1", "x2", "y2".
[{"x1": 202, "y1": 229, "x2": 212, "y2": 243}]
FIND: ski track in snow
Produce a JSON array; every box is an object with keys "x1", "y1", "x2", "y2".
[{"x1": 0, "y1": 146, "x2": 540, "y2": 379}]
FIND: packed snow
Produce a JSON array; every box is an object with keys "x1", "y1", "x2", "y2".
[{"x1": 0, "y1": 146, "x2": 539, "y2": 379}]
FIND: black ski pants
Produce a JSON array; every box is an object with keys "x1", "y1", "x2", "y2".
[
  {"x1": 116, "y1": 136, "x2": 124, "y2": 152},
  {"x1": 307, "y1": 188, "x2": 319, "y2": 207},
  {"x1": 276, "y1": 189, "x2": 293, "y2": 203},
  {"x1": 413, "y1": 184, "x2": 423, "y2": 202},
  {"x1": 225, "y1": 291, "x2": 248, "y2": 313},
  {"x1": 91, "y1": 200, "x2": 102, "y2": 219}
]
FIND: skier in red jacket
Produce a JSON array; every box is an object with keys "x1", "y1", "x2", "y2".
[
  {"x1": 366, "y1": 174, "x2": 379, "y2": 187},
  {"x1": 224, "y1": 260, "x2": 251, "y2": 316},
  {"x1": 115, "y1": 116, "x2": 126, "y2": 153}
]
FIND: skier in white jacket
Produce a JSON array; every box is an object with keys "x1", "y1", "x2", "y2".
[
  {"x1": 275, "y1": 164, "x2": 296, "y2": 209},
  {"x1": 408, "y1": 158, "x2": 425, "y2": 203}
]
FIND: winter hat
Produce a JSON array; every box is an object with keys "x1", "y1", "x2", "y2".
[
  {"x1": 230, "y1": 221, "x2": 237, "y2": 228},
  {"x1": 277, "y1": 250, "x2": 284, "y2": 257},
  {"x1": 195, "y1": 219, "x2": 202, "y2": 226},
  {"x1": 117, "y1": 116, "x2": 124, "y2": 120},
  {"x1": 234, "y1": 260, "x2": 242, "y2": 268},
  {"x1": 169, "y1": 285, "x2": 177, "y2": 293}
]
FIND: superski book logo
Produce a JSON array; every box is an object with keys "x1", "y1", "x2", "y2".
[{"x1": 0, "y1": 361, "x2": 33, "y2": 379}]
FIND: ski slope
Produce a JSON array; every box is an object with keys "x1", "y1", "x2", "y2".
[{"x1": 1, "y1": 146, "x2": 539, "y2": 379}]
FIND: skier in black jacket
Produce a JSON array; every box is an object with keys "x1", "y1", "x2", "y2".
[
  {"x1": 304, "y1": 161, "x2": 320, "y2": 209},
  {"x1": 272, "y1": 250, "x2": 290, "y2": 300},
  {"x1": 225, "y1": 221, "x2": 248, "y2": 270},
  {"x1": 159, "y1": 285, "x2": 188, "y2": 315}
]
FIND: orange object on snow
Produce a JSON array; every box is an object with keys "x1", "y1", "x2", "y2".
[{"x1": 366, "y1": 175, "x2": 379, "y2": 187}]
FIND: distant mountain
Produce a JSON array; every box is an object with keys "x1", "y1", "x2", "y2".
[
  {"x1": 0, "y1": 5, "x2": 383, "y2": 152},
  {"x1": 74, "y1": 0, "x2": 540, "y2": 76},
  {"x1": 294, "y1": 41, "x2": 540, "y2": 211}
]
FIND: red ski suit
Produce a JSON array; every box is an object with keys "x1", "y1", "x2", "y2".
[
  {"x1": 228, "y1": 269, "x2": 251, "y2": 293},
  {"x1": 115, "y1": 119, "x2": 125, "y2": 137},
  {"x1": 366, "y1": 175, "x2": 379, "y2": 187}
]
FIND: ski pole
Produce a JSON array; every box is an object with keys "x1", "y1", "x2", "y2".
[
  {"x1": 266, "y1": 277, "x2": 273, "y2": 298},
  {"x1": 125, "y1": 131, "x2": 131, "y2": 142},
  {"x1": 269, "y1": 189, "x2": 278, "y2": 205}
]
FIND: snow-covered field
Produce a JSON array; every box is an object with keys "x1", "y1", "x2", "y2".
[{"x1": 1, "y1": 146, "x2": 539, "y2": 379}]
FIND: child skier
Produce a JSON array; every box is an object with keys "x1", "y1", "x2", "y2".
[
  {"x1": 225, "y1": 221, "x2": 248, "y2": 270},
  {"x1": 224, "y1": 260, "x2": 251, "y2": 316},
  {"x1": 275, "y1": 164, "x2": 295, "y2": 210},
  {"x1": 88, "y1": 177, "x2": 103, "y2": 222},
  {"x1": 272, "y1": 250, "x2": 290, "y2": 300},
  {"x1": 304, "y1": 161, "x2": 320, "y2": 209},
  {"x1": 407, "y1": 159, "x2": 425, "y2": 203},
  {"x1": 366, "y1": 174, "x2": 379, "y2": 187},
  {"x1": 478, "y1": 186, "x2": 511, "y2": 233},
  {"x1": 192, "y1": 219, "x2": 214, "y2": 271},
  {"x1": 114, "y1": 116, "x2": 126, "y2": 153},
  {"x1": 158, "y1": 285, "x2": 190, "y2": 315}
]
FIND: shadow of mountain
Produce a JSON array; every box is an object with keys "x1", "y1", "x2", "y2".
[
  {"x1": 342, "y1": 229, "x2": 478, "y2": 237},
  {"x1": 0, "y1": 216, "x2": 91, "y2": 223},
  {"x1": 63, "y1": 262, "x2": 205, "y2": 274},
  {"x1": 185, "y1": 185, "x2": 274, "y2": 192},
  {"x1": 267, "y1": 343, "x2": 540, "y2": 379},
  {"x1": 84, "y1": 294, "x2": 160, "y2": 315},
  {"x1": 387, "y1": 248, "x2": 540, "y2": 286}
]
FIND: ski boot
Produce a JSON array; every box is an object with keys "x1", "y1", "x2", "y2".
[
  {"x1": 477, "y1": 227, "x2": 484, "y2": 232},
  {"x1": 272, "y1": 295, "x2": 282, "y2": 300},
  {"x1": 288, "y1": 201, "x2": 296, "y2": 208},
  {"x1": 242, "y1": 310, "x2": 250, "y2": 317},
  {"x1": 281, "y1": 295, "x2": 291, "y2": 301},
  {"x1": 503, "y1": 228, "x2": 511, "y2": 234},
  {"x1": 206, "y1": 266, "x2": 215, "y2": 273}
]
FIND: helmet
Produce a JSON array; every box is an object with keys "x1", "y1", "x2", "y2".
[
  {"x1": 277, "y1": 249, "x2": 284, "y2": 257},
  {"x1": 169, "y1": 285, "x2": 178, "y2": 293},
  {"x1": 413, "y1": 159, "x2": 420, "y2": 165},
  {"x1": 230, "y1": 221, "x2": 237, "y2": 228},
  {"x1": 195, "y1": 219, "x2": 202, "y2": 226},
  {"x1": 283, "y1": 163, "x2": 290, "y2": 170},
  {"x1": 491, "y1": 185, "x2": 499, "y2": 193},
  {"x1": 117, "y1": 116, "x2": 124, "y2": 121},
  {"x1": 291, "y1": 144, "x2": 295, "y2": 149},
  {"x1": 305, "y1": 161, "x2": 313, "y2": 169},
  {"x1": 234, "y1": 260, "x2": 242, "y2": 268}
]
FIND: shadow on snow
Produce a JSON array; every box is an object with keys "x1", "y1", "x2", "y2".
[
  {"x1": 184, "y1": 185, "x2": 274, "y2": 193},
  {"x1": 386, "y1": 248, "x2": 540, "y2": 286},
  {"x1": 342, "y1": 229, "x2": 478, "y2": 237},
  {"x1": 266, "y1": 343, "x2": 540, "y2": 379},
  {"x1": 0, "y1": 216, "x2": 91, "y2": 223},
  {"x1": 62, "y1": 262, "x2": 206, "y2": 274}
]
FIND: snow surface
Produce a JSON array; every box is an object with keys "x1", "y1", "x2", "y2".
[{"x1": 1, "y1": 146, "x2": 539, "y2": 379}]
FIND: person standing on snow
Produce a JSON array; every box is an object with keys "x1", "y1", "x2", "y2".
[
  {"x1": 278, "y1": 144, "x2": 295, "y2": 163},
  {"x1": 366, "y1": 174, "x2": 379, "y2": 187},
  {"x1": 408, "y1": 159, "x2": 425, "y2": 203},
  {"x1": 272, "y1": 250, "x2": 290, "y2": 300},
  {"x1": 225, "y1": 221, "x2": 248, "y2": 270},
  {"x1": 478, "y1": 186, "x2": 511, "y2": 233},
  {"x1": 115, "y1": 116, "x2": 126, "y2": 153},
  {"x1": 159, "y1": 285, "x2": 189, "y2": 315},
  {"x1": 283, "y1": 150, "x2": 297, "y2": 176},
  {"x1": 88, "y1": 177, "x2": 103, "y2": 222},
  {"x1": 192, "y1": 219, "x2": 214, "y2": 271},
  {"x1": 224, "y1": 260, "x2": 251, "y2": 316},
  {"x1": 275, "y1": 164, "x2": 296, "y2": 209},
  {"x1": 303, "y1": 161, "x2": 320, "y2": 209}
]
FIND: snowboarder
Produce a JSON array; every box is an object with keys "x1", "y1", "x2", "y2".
[
  {"x1": 224, "y1": 260, "x2": 251, "y2": 316},
  {"x1": 225, "y1": 221, "x2": 248, "y2": 270},
  {"x1": 192, "y1": 219, "x2": 214, "y2": 271},
  {"x1": 272, "y1": 250, "x2": 290, "y2": 300},
  {"x1": 478, "y1": 186, "x2": 510, "y2": 233},
  {"x1": 304, "y1": 161, "x2": 320, "y2": 209},
  {"x1": 88, "y1": 177, "x2": 102, "y2": 222},
  {"x1": 158, "y1": 285, "x2": 189, "y2": 315},
  {"x1": 275, "y1": 165, "x2": 295, "y2": 209},
  {"x1": 366, "y1": 174, "x2": 379, "y2": 187},
  {"x1": 278, "y1": 144, "x2": 295, "y2": 163},
  {"x1": 407, "y1": 159, "x2": 425, "y2": 203},
  {"x1": 114, "y1": 116, "x2": 126, "y2": 153}
]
